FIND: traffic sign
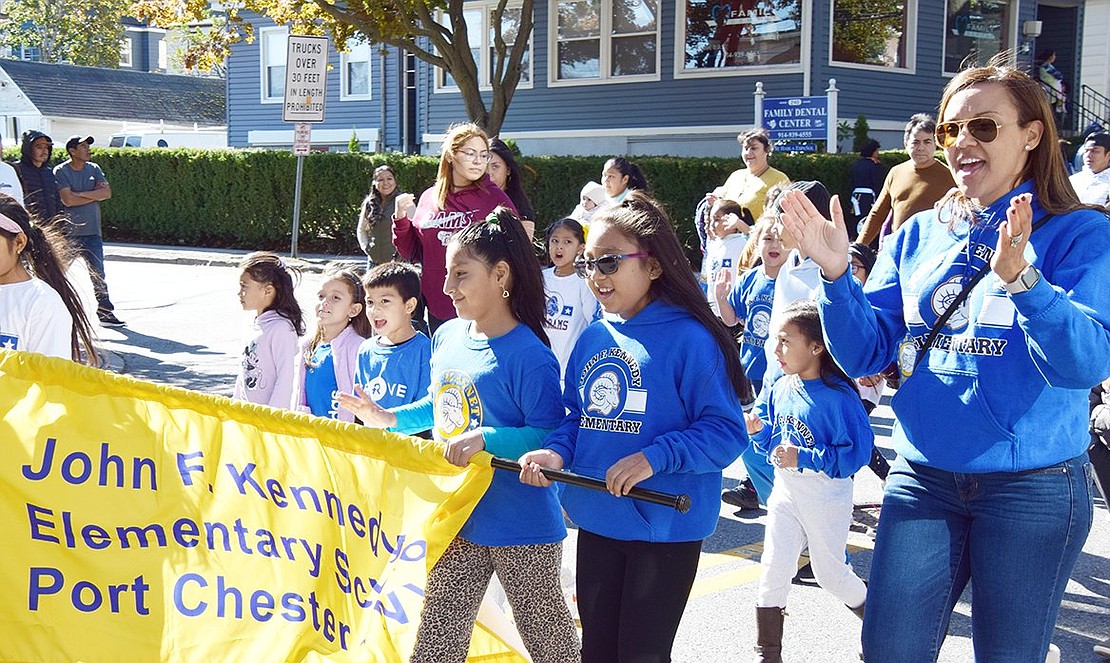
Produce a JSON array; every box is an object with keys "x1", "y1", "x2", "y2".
[
  {"x1": 283, "y1": 35, "x2": 328, "y2": 123},
  {"x1": 762, "y1": 96, "x2": 828, "y2": 141},
  {"x1": 292, "y1": 123, "x2": 311, "y2": 156}
]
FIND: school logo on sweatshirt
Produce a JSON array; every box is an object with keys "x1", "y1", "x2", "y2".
[
  {"x1": 930, "y1": 276, "x2": 970, "y2": 331},
  {"x1": 578, "y1": 348, "x2": 647, "y2": 434},
  {"x1": 743, "y1": 301, "x2": 772, "y2": 347},
  {"x1": 434, "y1": 369, "x2": 482, "y2": 438}
]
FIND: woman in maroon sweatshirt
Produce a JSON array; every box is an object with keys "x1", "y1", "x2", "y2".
[{"x1": 392, "y1": 123, "x2": 516, "y2": 333}]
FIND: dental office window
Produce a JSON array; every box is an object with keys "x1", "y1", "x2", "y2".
[
  {"x1": 831, "y1": 0, "x2": 913, "y2": 69},
  {"x1": 554, "y1": 0, "x2": 659, "y2": 82},
  {"x1": 679, "y1": 0, "x2": 800, "y2": 73},
  {"x1": 944, "y1": 0, "x2": 1014, "y2": 74}
]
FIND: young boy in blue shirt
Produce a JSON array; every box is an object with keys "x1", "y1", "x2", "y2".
[{"x1": 347, "y1": 262, "x2": 432, "y2": 424}]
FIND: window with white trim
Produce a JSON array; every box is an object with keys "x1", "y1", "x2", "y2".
[
  {"x1": 677, "y1": 0, "x2": 798, "y2": 74},
  {"x1": 944, "y1": 0, "x2": 1015, "y2": 74},
  {"x1": 831, "y1": 0, "x2": 913, "y2": 70},
  {"x1": 120, "y1": 37, "x2": 133, "y2": 67},
  {"x1": 261, "y1": 27, "x2": 288, "y2": 101},
  {"x1": 341, "y1": 40, "x2": 372, "y2": 99},
  {"x1": 437, "y1": 2, "x2": 532, "y2": 91},
  {"x1": 553, "y1": 0, "x2": 659, "y2": 83}
]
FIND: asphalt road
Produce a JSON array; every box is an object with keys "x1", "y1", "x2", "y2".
[{"x1": 69, "y1": 244, "x2": 1110, "y2": 662}]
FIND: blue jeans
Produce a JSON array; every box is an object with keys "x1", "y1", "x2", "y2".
[
  {"x1": 862, "y1": 455, "x2": 1093, "y2": 663},
  {"x1": 72, "y1": 234, "x2": 114, "y2": 314}
]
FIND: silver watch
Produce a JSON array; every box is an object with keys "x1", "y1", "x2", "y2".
[{"x1": 1003, "y1": 264, "x2": 1040, "y2": 294}]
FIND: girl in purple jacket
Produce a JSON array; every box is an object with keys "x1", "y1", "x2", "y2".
[
  {"x1": 292, "y1": 266, "x2": 373, "y2": 420},
  {"x1": 233, "y1": 252, "x2": 304, "y2": 408}
]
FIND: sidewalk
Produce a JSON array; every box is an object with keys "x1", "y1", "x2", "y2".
[
  {"x1": 104, "y1": 241, "x2": 365, "y2": 272},
  {"x1": 96, "y1": 242, "x2": 365, "y2": 372}
]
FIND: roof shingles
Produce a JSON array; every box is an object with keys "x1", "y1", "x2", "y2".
[{"x1": 0, "y1": 59, "x2": 225, "y2": 125}]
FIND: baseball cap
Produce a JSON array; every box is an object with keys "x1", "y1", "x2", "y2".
[
  {"x1": 1084, "y1": 133, "x2": 1110, "y2": 150},
  {"x1": 65, "y1": 135, "x2": 94, "y2": 151}
]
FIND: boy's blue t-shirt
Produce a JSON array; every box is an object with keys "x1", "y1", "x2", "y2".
[
  {"x1": 727, "y1": 267, "x2": 776, "y2": 385},
  {"x1": 430, "y1": 319, "x2": 566, "y2": 546},
  {"x1": 304, "y1": 344, "x2": 339, "y2": 418},
  {"x1": 353, "y1": 332, "x2": 432, "y2": 409}
]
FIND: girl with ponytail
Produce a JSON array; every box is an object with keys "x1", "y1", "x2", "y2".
[{"x1": 0, "y1": 195, "x2": 98, "y2": 365}]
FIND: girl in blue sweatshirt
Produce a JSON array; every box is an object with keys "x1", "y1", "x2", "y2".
[
  {"x1": 781, "y1": 62, "x2": 1109, "y2": 661},
  {"x1": 340, "y1": 208, "x2": 579, "y2": 663},
  {"x1": 748, "y1": 299, "x2": 873, "y2": 661},
  {"x1": 520, "y1": 192, "x2": 747, "y2": 663}
]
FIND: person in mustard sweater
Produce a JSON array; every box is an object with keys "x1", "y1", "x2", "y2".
[
  {"x1": 855, "y1": 114, "x2": 955, "y2": 248},
  {"x1": 719, "y1": 128, "x2": 791, "y2": 222}
]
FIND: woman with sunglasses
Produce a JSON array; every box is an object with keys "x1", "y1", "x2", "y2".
[
  {"x1": 393, "y1": 123, "x2": 516, "y2": 333},
  {"x1": 781, "y1": 59, "x2": 1110, "y2": 662},
  {"x1": 519, "y1": 192, "x2": 746, "y2": 663},
  {"x1": 855, "y1": 113, "x2": 955, "y2": 248}
]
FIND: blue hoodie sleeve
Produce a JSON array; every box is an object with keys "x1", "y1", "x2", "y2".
[
  {"x1": 818, "y1": 239, "x2": 907, "y2": 377},
  {"x1": 795, "y1": 388, "x2": 875, "y2": 479},
  {"x1": 1011, "y1": 213, "x2": 1110, "y2": 388},
  {"x1": 544, "y1": 375, "x2": 582, "y2": 466},
  {"x1": 640, "y1": 350, "x2": 746, "y2": 475},
  {"x1": 749, "y1": 385, "x2": 775, "y2": 455}
]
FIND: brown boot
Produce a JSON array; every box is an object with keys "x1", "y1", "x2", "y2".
[
  {"x1": 754, "y1": 606, "x2": 785, "y2": 663},
  {"x1": 848, "y1": 601, "x2": 865, "y2": 620}
]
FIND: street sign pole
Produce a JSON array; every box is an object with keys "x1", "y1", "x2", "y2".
[{"x1": 282, "y1": 34, "x2": 328, "y2": 258}]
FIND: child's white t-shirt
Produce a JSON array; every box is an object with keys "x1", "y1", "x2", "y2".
[
  {"x1": 702, "y1": 233, "x2": 748, "y2": 315},
  {"x1": 542, "y1": 267, "x2": 600, "y2": 384},
  {"x1": 0, "y1": 278, "x2": 71, "y2": 359}
]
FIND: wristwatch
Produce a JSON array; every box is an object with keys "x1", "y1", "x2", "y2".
[{"x1": 1004, "y1": 263, "x2": 1040, "y2": 294}]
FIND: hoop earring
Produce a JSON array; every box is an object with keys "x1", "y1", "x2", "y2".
[{"x1": 502, "y1": 288, "x2": 510, "y2": 299}]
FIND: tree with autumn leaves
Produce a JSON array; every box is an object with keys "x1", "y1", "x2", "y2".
[{"x1": 133, "y1": 0, "x2": 532, "y2": 135}]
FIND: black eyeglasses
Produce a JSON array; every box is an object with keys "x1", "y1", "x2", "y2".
[
  {"x1": 934, "y1": 117, "x2": 1008, "y2": 148},
  {"x1": 574, "y1": 252, "x2": 650, "y2": 278}
]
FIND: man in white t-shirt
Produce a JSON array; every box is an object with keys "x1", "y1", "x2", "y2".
[{"x1": 1070, "y1": 132, "x2": 1110, "y2": 207}]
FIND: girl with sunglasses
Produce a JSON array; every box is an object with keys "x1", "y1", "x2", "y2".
[
  {"x1": 392, "y1": 123, "x2": 516, "y2": 334},
  {"x1": 781, "y1": 59, "x2": 1110, "y2": 662},
  {"x1": 520, "y1": 191, "x2": 746, "y2": 662}
]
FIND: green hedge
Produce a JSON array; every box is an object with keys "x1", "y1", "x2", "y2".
[{"x1": 14, "y1": 147, "x2": 911, "y2": 254}]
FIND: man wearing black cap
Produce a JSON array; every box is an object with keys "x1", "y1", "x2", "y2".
[
  {"x1": 54, "y1": 135, "x2": 124, "y2": 327},
  {"x1": 1070, "y1": 132, "x2": 1110, "y2": 207}
]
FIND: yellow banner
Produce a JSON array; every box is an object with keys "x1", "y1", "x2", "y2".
[{"x1": 0, "y1": 350, "x2": 527, "y2": 663}]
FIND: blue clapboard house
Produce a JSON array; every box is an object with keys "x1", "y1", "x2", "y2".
[{"x1": 226, "y1": 1, "x2": 1105, "y2": 156}]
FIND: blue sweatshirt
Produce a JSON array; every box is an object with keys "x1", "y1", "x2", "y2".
[
  {"x1": 392, "y1": 319, "x2": 567, "y2": 546},
  {"x1": 726, "y1": 266, "x2": 776, "y2": 387},
  {"x1": 545, "y1": 300, "x2": 745, "y2": 543},
  {"x1": 750, "y1": 375, "x2": 874, "y2": 478},
  {"x1": 818, "y1": 180, "x2": 1110, "y2": 473},
  {"x1": 353, "y1": 332, "x2": 432, "y2": 410}
]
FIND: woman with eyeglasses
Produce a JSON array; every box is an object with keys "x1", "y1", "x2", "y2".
[
  {"x1": 855, "y1": 114, "x2": 955, "y2": 249},
  {"x1": 393, "y1": 123, "x2": 516, "y2": 333},
  {"x1": 781, "y1": 59, "x2": 1110, "y2": 662},
  {"x1": 519, "y1": 192, "x2": 746, "y2": 663}
]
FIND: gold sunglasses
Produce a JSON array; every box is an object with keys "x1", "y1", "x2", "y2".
[{"x1": 934, "y1": 117, "x2": 1008, "y2": 148}]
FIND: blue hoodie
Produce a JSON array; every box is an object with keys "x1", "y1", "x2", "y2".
[
  {"x1": 545, "y1": 300, "x2": 745, "y2": 543},
  {"x1": 819, "y1": 180, "x2": 1110, "y2": 473},
  {"x1": 750, "y1": 374, "x2": 874, "y2": 479}
]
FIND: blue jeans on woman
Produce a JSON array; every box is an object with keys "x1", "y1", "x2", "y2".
[{"x1": 862, "y1": 454, "x2": 1093, "y2": 663}]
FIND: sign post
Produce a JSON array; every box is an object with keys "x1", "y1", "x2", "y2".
[{"x1": 282, "y1": 35, "x2": 328, "y2": 257}]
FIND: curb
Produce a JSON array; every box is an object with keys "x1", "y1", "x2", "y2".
[{"x1": 104, "y1": 242, "x2": 366, "y2": 273}]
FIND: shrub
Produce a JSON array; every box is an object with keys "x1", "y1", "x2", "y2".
[{"x1": 8, "y1": 147, "x2": 911, "y2": 255}]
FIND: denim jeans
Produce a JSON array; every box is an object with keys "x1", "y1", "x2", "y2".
[
  {"x1": 862, "y1": 454, "x2": 1093, "y2": 663},
  {"x1": 71, "y1": 234, "x2": 114, "y2": 314}
]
